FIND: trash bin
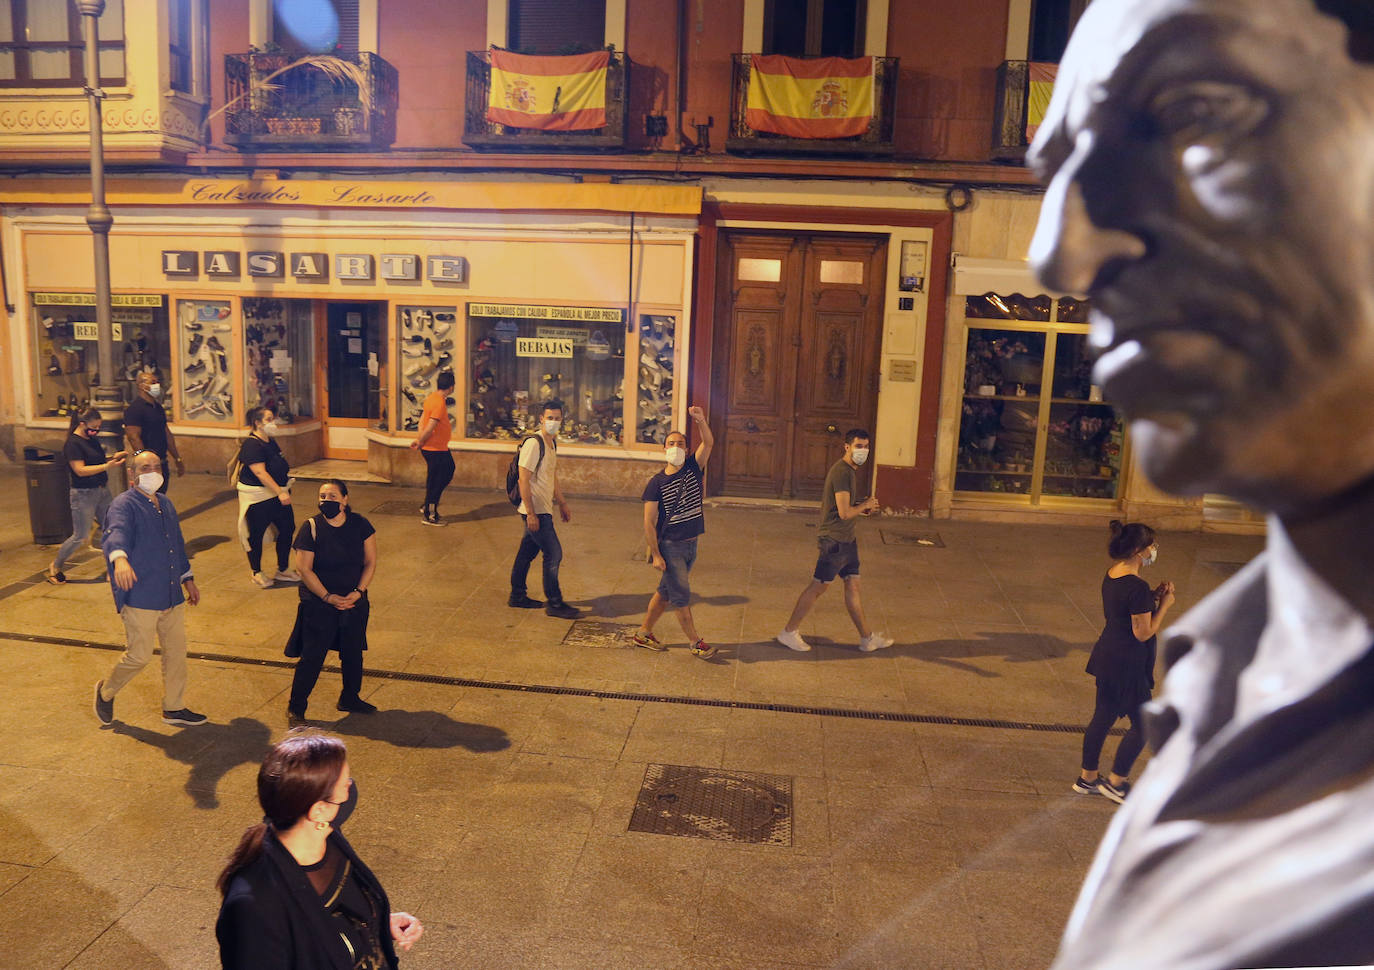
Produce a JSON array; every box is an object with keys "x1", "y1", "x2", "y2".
[{"x1": 24, "y1": 446, "x2": 71, "y2": 545}]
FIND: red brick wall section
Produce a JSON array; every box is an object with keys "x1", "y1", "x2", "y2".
[
  {"x1": 681, "y1": 0, "x2": 744, "y2": 150},
  {"x1": 380, "y1": 0, "x2": 486, "y2": 148},
  {"x1": 625, "y1": 0, "x2": 682, "y2": 150},
  {"x1": 887, "y1": 0, "x2": 1008, "y2": 161}
]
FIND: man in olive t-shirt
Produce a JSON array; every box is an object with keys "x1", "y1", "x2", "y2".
[{"x1": 776, "y1": 429, "x2": 894, "y2": 654}]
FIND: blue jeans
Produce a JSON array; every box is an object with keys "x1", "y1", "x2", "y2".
[
  {"x1": 53, "y1": 486, "x2": 111, "y2": 573},
  {"x1": 511, "y1": 513, "x2": 563, "y2": 604},
  {"x1": 656, "y1": 537, "x2": 698, "y2": 607}
]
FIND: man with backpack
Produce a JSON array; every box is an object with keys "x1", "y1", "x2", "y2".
[{"x1": 508, "y1": 399, "x2": 580, "y2": 619}]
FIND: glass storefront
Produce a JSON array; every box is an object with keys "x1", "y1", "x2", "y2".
[
  {"x1": 955, "y1": 294, "x2": 1125, "y2": 503},
  {"x1": 175, "y1": 298, "x2": 236, "y2": 424},
  {"x1": 396, "y1": 304, "x2": 457, "y2": 433},
  {"x1": 243, "y1": 298, "x2": 314, "y2": 423}
]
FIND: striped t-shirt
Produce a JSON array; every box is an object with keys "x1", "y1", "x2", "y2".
[{"x1": 642, "y1": 455, "x2": 705, "y2": 542}]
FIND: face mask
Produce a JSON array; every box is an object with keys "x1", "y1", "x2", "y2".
[
  {"x1": 543, "y1": 419, "x2": 561, "y2": 435},
  {"x1": 1142, "y1": 545, "x2": 1158, "y2": 567},
  {"x1": 261, "y1": 421, "x2": 279, "y2": 436},
  {"x1": 851, "y1": 448, "x2": 870, "y2": 466},
  {"x1": 665, "y1": 446, "x2": 687, "y2": 467},
  {"x1": 318, "y1": 500, "x2": 342, "y2": 519},
  {"x1": 137, "y1": 471, "x2": 163, "y2": 494},
  {"x1": 83, "y1": 426, "x2": 100, "y2": 438},
  {"x1": 147, "y1": 383, "x2": 162, "y2": 399},
  {"x1": 328, "y1": 779, "x2": 357, "y2": 830}
]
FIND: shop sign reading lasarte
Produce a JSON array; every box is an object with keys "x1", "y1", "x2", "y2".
[{"x1": 160, "y1": 251, "x2": 466, "y2": 284}]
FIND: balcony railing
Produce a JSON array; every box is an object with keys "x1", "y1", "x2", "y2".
[
  {"x1": 223, "y1": 51, "x2": 398, "y2": 152},
  {"x1": 725, "y1": 54, "x2": 897, "y2": 156},
  {"x1": 992, "y1": 59, "x2": 1032, "y2": 162},
  {"x1": 463, "y1": 50, "x2": 629, "y2": 152}
]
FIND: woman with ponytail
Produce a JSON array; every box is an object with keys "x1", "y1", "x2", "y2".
[
  {"x1": 1073, "y1": 520, "x2": 1176, "y2": 805},
  {"x1": 46, "y1": 408, "x2": 126, "y2": 584},
  {"x1": 216, "y1": 731, "x2": 423, "y2": 969}
]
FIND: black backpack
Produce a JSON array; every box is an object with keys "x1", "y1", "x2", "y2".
[{"x1": 505, "y1": 434, "x2": 546, "y2": 507}]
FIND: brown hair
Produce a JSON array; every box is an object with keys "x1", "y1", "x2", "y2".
[
  {"x1": 1108, "y1": 519, "x2": 1156, "y2": 561},
  {"x1": 216, "y1": 730, "x2": 347, "y2": 896}
]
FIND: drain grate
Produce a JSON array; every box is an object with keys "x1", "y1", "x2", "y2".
[
  {"x1": 369, "y1": 500, "x2": 425, "y2": 516},
  {"x1": 881, "y1": 530, "x2": 945, "y2": 547},
  {"x1": 628, "y1": 764, "x2": 793, "y2": 845},
  {"x1": 562, "y1": 620, "x2": 636, "y2": 648}
]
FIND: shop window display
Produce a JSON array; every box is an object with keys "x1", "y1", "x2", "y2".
[
  {"x1": 637, "y1": 315, "x2": 676, "y2": 444},
  {"x1": 956, "y1": 328, "x2": 1045, "y2": 495},
  {"x1": 30, "y1": 294, "x2": 170, "y2": 419},
  {"x1": 467, "y1": 312, "x2": 625, "y2": 444},
  {"x1": 176, "y1": 299, "x2": 235, "y2": 424},
  {"x1": 397, "y1": 305, "x2": 457, "y2": 432},
  {"x1": 243, "y1": 298, "x2": 314, "y2": 423},
  {"x1": 1042, "y1": 333, "x2": 1125, "y2": 499}
]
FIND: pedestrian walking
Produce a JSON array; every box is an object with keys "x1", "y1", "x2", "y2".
[
  {"x1": 46, "y1": 407, "x2": 127, "y2": 585},
  {"x1": 236, "y1": 407, "x2": 299, "y2": 589},
  {"x1": 216, "y1": 730, "x2": 424, "y2": 969},
  {"x1": 632, "y1": 405, "x2": 716, "y2": 657},
  {"x1": 286, "y1": 480, "x2": 378, "y2": 724},
  {"x1": 776, "y1": 429, "x2": 894, "y2": 653},
  {"x1": 92, "y1": 449, "x2": 206, "y2": 727},
  {"x1": 409, "y1": 369, "x2": 455, "y2": 526},
  {"x1": 508, "y1": 399, "x2": 580, "y2": 619},
  {"x1": 123, "y1": 369, "x2": 184, "y2": 494},
  {"x1": 1073, "y1": 520, "x2": 1175, "y2": 804}
]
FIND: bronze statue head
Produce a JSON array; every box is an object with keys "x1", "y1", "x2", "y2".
[{"x1": 1028, "y1": 0, "x2": 1374, "y2": 515}]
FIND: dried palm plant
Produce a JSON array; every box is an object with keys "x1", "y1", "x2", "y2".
[{"x1": 200, "y1": 54, "x2": 372, "y2": 140}]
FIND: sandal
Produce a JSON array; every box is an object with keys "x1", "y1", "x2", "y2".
[
  {"x1": 45, "y1": 567, "x2": 66, "y2": 585},
  {"x1": 691, "y1": 639, "x2": 717, "y2": 659},
  {"x1": 632, "y1": 630, "x2": 666, "y2": 652}
]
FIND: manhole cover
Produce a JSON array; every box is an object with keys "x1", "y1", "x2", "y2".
[
  {"x1": 880, "y1": 530, "x2": 944, "y2": 547},
  {"x1": 562, "y1": 620, "x2": 636, "y2": 648},
  {"x1": 628, "y1": 764, "x2": 793, "y2": 845},
  {"x1": 369, "y1": 500, "x2": 425, "y2": 516}
]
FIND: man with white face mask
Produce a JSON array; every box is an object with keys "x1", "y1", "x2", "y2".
[
  {"x1": 509, "y1": 399, "x2": 580, "y2": 619},
  {"x1": 124, "y1": 369, "x2": 184, "y2": 494},
  {"x1": 93, "y1": 450, "x2": 206, "y2": 728},
  {"x1": 777, "y1": 429, "x2": 893, "y2": 654},
  {"x1": 633, "y1": 405, "x2": 715, "y2": 657}
]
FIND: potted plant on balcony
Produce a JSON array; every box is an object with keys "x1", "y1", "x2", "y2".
[{"x1": 205, "y1": 53, "x2": 373, "y2": 142}]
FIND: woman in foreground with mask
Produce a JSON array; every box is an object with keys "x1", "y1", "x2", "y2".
[
  {"x1": 216, "y1": 730, "x2": 423, "y2": 969},
  {"x1": 236, "y1": 406, "x2": 298, "y2": 590},
  {"x1": 1073, "y1": 520, "x2": 1175, "y2": 804},
  {"x1": 285, "y1": 480, "x2": 378, "y2": 724}
]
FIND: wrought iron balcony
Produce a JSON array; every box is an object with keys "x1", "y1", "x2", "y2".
[
  {"x1": 464, "y1": 50, "x2": 629, "y2": 152},
  {"x1": 223, "y1": 51, "x2": 398, "y2": 152},
  {"x1": 992, "y1": 59, "x2": 1047, "y2": 162},
  {"x1": 725, "y1": 54, "x2": 897, "y2": 156}
]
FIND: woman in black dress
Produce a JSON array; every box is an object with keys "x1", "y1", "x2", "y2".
[
  {"x1": 238, "y1": 406, "x2": 298, "y2": 589},
  {"x1": 288, "y1": 480, "x2": 378, "y2": 723},
  {"x1": 216, "y1": 730, "x2": 423, "y2": 969},
  {"x1": 1075, "y1": 520, "x2": 1176, "y2": 804}
]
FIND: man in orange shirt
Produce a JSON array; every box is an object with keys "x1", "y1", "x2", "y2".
[{"x1": 409, "y1": 370, "x2": 455, "y2": 526}]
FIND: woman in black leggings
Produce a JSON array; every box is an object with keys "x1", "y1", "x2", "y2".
[
  {"x1": 237, "y1": 406, "x2": 297, "y2": 589},
  {"x1": 1074, "y1": 520, "x2": 1175, "y2": 804}
]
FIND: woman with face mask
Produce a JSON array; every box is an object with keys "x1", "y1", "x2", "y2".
[
  {"x1": 216, "y1": 730, "x2": 423, "y2": 969},
  {"x1": 47, "y1": 408, "x2": 128, "y2": 584},
  {"x1": 1074, "y1": 520, "x2": 1176, "y2": 804},
  {"x1": 285, "y1": 480, "x2": 378, "y2": 724},
  {"x1": 236, "y1": 407, "x2": 299, "y2": 589}
]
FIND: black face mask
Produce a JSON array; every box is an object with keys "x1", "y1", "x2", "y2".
[
  {"x1": 330, "y1": 779, "x2": 357, "y2": 830},
  {"x1": 318, "y1": 500, "x2": 342, "y2": 518}
]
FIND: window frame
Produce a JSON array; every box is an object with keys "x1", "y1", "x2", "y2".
[{"x1": 0, "y1": 0, "x2": 126, "y2": 89}]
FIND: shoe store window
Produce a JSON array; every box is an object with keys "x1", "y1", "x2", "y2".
[
  {"x1": 175, "y1": 298, "x2": 237, "y2": 425},
  {"x1": 395, "y1": 305, "x2": 457, "y2": 433},
  {"x1": 30, "y1": 293, "x2": 169, "y2": 421},
  {"x1": 244, "y1": 298, "x2": 314, "y2": 424},
  {"x1": 954, "y1": 294, "x2": 1126, "y2": 504}
]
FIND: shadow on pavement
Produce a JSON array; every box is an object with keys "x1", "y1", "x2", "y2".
[
  {"x1": 185, "y1": 534, "x2": 232, "y2": 557},
  {"x1": 330, "y1": 708, "x2": 511, "y2": 752},
  {"x1": 732, "y1": 632, "x2": 1089, "y2": 674},
  {"x1": 111, "y1": 716, "x2": 273, "y2": 811},
  {"x1": 444, "y1": 501, "x2": 515, "y2": 523},
  {"x1": 574, "y1": 591, "x2": 750, "y2": 618}
]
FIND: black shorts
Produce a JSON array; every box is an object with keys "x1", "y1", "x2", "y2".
[{"x1": 813, "y1": 538, "x2": 860, "y2": 582}]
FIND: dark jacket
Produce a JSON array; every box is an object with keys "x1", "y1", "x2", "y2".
[
  {"x1": 216, "y1": 829, "x2": 398, "y2": 970},
  {"x1": 101, "y1": 487, "x2": 192, "y2": 613}
]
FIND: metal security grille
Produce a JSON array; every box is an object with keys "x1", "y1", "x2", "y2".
[
  {"x1": 880, "y1": 529, "x2": 945, "y2": 547},
  {"x1": 562, "y1": 620, "x2": 635, "y2": 648},
  {"x1": 628, "y1": 764, "x2": 793, "y2": 845}
]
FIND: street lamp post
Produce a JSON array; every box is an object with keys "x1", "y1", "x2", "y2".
[{"x1": 75, "y1": 0, "x2": 124, "y2": 488}]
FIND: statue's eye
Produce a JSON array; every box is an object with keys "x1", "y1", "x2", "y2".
[{"x1": 1149, "y1": 82, "x2": 1268, "y2": 145}]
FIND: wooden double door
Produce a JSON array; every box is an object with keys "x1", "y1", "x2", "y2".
[{"x1": 711, "y1": 232, "x2": 885, "y2": 500}]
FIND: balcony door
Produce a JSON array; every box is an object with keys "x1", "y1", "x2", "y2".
[
  {"x1": 764, "y1": 0, "x2": 865, "y2": 58},
  {"x1": 711, "y1": 231, "x2": 884, "y2": 500}
]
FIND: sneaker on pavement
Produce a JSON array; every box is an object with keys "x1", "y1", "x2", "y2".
[
  {"x1": 632, "y1": 630, "x2": 666, "y2": 651},
  {"x1": 94, "y1": 680, "x2": 113, "y2": 726},
  {"x1": 337, "y1": 696, "x2": 378, "y2": 714},
  {"x1": 274, "y1": 568, "x2": 302, "y2": 583},
  {"x1": 163, "y1": 708, "x2": 208, "y2": 726},
  {"x1": 508, "y1": 593, "x2": 543, "y2": 609},
  {"x1": 421, "y1": 513, "x2": 445, "y2": 527},
  {"x1": 251, "y1": 571, "x2": 274, "y2": 589},
  {"x1": 1072, "y1": 775, "x2": 1103, "y2": 795},
  {"x1": 1097, "y1": 778, "x2": 1132, "y2": 804},
  {"x1": 546, "y1": 601, "x2": 581, "y2": 620},
  {"x1": 287, "y1": 708, "x2": 308, "y2": 728},
  {"x1": 776, "y1": 629, "x2": 811, "y2": 652},
  {"x1": 859, "y1": 632, "x2": 895, "y2": 652},
  {"x1": 691, "y1": 639, "x2": 718, "y2": 659}
]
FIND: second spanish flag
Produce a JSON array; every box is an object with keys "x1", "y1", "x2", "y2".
[
  {"x1": 487, "y1": 49, "x2": 609, "y2": 131},
  {"x1": 746, "y1": 54, "x2": 874, "y2": 139}
]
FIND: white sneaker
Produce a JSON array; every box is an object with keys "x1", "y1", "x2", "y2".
[
  {"x1": 251, "y1": 571, "x2": 274, "y2": 589},
  {"x1": 859, "y1": 632, "x2": 895, "y2": 652},
  {"x1": 274, "y1": 568, "x2": 302, "y2": 583},
  {"x1": 776, "y1": 629, "x2": 811, "y2": 652}
]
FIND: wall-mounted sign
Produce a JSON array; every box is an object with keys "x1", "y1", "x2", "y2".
[
  {"x1": 205, "y1": 251, "x2": 241, "y2": 277},
  {"x1": 515, "y1": 337, "x2": 575, "y2": 358},
  {"x1": 535, "y1": 325, "x2": 590, "y2": 345},
  {"x1": 888, "y1": 358, "x2": 918, "y2": 382},
  {"x1": 72, "y1": 322, "x2": 123, "y2": 340},
  {"x1": 159, "y1": 250, "x2": 466, "y2": 285},
  {"x1": 34, "y1": 293, "x2": 164, "y2": 307},
  {"x1": 471, "y1": 303, "x2": 623, "y2": 323}
]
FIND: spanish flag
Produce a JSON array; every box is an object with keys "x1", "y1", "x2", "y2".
[
  {"x1": 745, "y1": 54, "x2": 874, "y2": 139},
  {"x1": 487, "y1": 49, "x2": 609, "y2": 131},
  {"x1": 1026, "y1": 62, "x2": 1058, "y2": 142}
]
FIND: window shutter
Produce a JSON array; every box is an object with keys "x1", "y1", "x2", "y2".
[{"x1": 508, "y1": 0, "x2": 605, "y2": 54}]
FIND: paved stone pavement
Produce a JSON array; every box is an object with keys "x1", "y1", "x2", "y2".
[{"x1": 0, "y1": 462, "x2": 1264, "y2": 969}]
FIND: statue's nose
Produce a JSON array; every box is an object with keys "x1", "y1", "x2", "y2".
[{"x1": 1030, "y1": 177, "x2": 1147, "y2": 295}]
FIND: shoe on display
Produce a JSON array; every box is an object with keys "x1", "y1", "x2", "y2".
[
  {"x1": 402, "y1": 387, "x2": 419, "y2": 405},
  {"x1": 436, "y1": 352, "x2": 453, "y2": 368},
  {"x1": 403, "y1": 361, "x2": 427, "y2": 379},
  {"x1": 185, "y1": 399, "x2": 209, "y2": 416},
  {"x1": 187, "y1": 334, "x2": 204, "y2": 356},
  {"x1": 402, "y1": 344, "x2": 424, "y2": 357},
  {"x1": 436, "y1": 338, "x2": 453, "y2": 351},
  {"x1": 432, "y1": 320, "x2": 452, "y2": 337},
  {"x1": 400, "y1": 308, "x2": 413, "y2": 330},
  {"x1": 162, "y1": 708, "x2": 208, "y2": 726},
  {"x1": 424, "y1": 337, "x2": 432, "y2": 356},
  {"x1": 213, "y1": 323, "x2": 231, "y2": 332},
  {"x1": 206, "y1": 336, "x2": 225, "y2": 352},
  {"x1": 207, "y1": 400, "x2": 229, "y2": 418},
  {"x1": 776, "y1": 629, "x2": 812, "y2": 652},
  {"x1": 411, "y1": 377, "x2": 431, "y2": 390},
  {"x1": 216, "y1": 352, "x2": 228, "y2": 374},
  {"x1": 859, "y1": 632, "x2": 895, "y2": 652},
  {"x1": 216, "y1": 306, "x2": 231, "y2": 319},
  {"x1": 434, "y1": 311, "x2": 455, "y2": 322},
  {"x1": 184, "y1": 321, "x2": 203, "y2": 332}
]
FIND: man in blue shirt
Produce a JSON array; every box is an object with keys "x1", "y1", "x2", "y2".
[{"x1": 93, "y1": 450, "x2": 206, "y2": 727}]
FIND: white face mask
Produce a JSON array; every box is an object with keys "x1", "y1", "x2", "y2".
[
  {"x1": 850, "y1": 447, "x2": 870, "y2": 466},
  {"x1": 261, "y1": 421, "x2": 279, "y2": 436},
  {"x1": 137, "y1": 470, "x2": 164, "y2": 494},
  {"x1": 147, "y1": 383, "x2": 162, "y2": 399},
  {"x1": 665, "y1": 446, "x2": 687, "y2": 467},
  {"x1": 543, "y1": 418, "x2": 561, "y2": 435},
  {"x1": 1142, "y1": 545, "x2": 1158, "y2": 566}
]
